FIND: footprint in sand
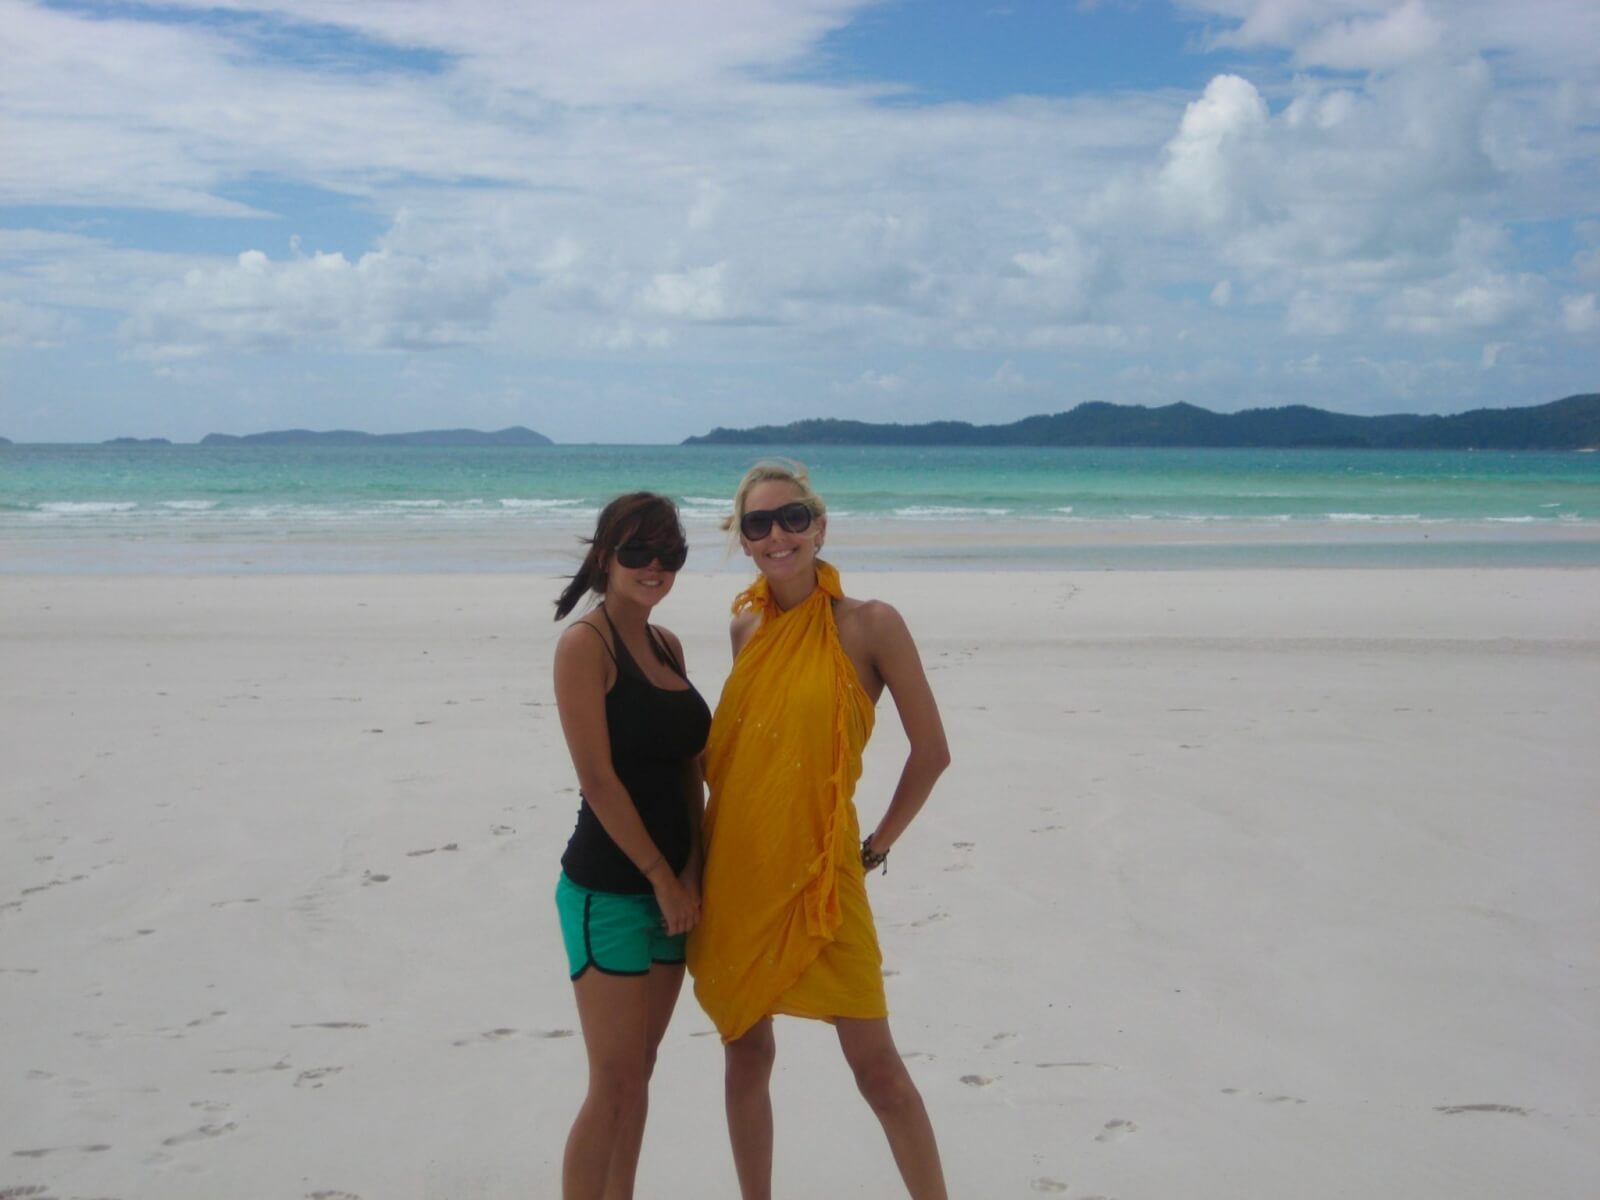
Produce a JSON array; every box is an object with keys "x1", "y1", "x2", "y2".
[
  {"x1": 1435, "y1": 1103, "x2": 1527, "y2": 1116},
  {"x1": 291, "y1": 1022, "x2": 368, "y2": 1031},
  {"x1": 451, "y1": 1028, "x2": 522, "y2": 1047},
  {"x1": 0, "y1": 1187, "x2": 54, "y2": 1198},
  {"x1": 959, "y1": 1074, "x2": 994, "y2": 1087},
  {"x1": 1030, "y1": 1180, "x2": 1069, "y2": 1193},
  {"x1": 1222, "y1": 1088, "x2": 1306, "y2": 1105},
  {"x1": 307, "y1": 1191, "x2": 363, "y2": 1199},
  {"x1": 11, "y1": 1143, "x2": 112, "y2": 1158},
  {"x1": 162, "y1": 1123, "x2": 236, "y2": 1146},
  {"x1": 1095, "y1": 1118, "x2": 1137, "y2": 1143},
  {"x1": 295, "y1": 1067, "x2": 343, "y2": 1089},
  {"x1": 211, "y1": 1060, "x2": 291, "y2": 1076}
]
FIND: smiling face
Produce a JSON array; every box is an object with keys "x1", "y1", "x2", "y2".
[
  {"x1": 605, "y1": 526, "x2": 683, "y2": 609},
  {"x1": 738, "y1": 479, "x2": 825, "y2": 584}
]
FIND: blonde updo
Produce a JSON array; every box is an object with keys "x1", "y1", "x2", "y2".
[{"x1": 723, "y1": 459, "x2": 827, "y2": 536}]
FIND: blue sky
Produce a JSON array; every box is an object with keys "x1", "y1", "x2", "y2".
[{"x1": 2, "y1": 0, "x2": 1597, "y2": 443}]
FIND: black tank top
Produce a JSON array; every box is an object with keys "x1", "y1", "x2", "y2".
[{"x1": 560, "y1": 607, "x2": 712, "y2": 894}]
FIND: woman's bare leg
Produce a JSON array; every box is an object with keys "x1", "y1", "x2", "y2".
[
  {"x1": 723, "y1": 1017, "x2": 776, "y2": 1200},
  {"x1": 836, "y1": 1017, "x2": 948, "y2": 1200},
  {"x1": 602, "y1": 963, "x2": 685, "y2": 1200},
  {"x1": 563, "y1": 970, "x2": 650, "y2": 1200}
]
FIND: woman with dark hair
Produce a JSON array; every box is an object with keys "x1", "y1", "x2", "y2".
[
  {"x1": 687, "y1": 462, "x2": 951, "y2": 1199},
  {"x1": 552, "y1": 492, "x2": 711, "y2": 1200}
]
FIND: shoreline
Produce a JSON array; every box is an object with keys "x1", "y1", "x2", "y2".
[{"x1": 5, "y1": 515, "x2": 1600, "y2": 575}]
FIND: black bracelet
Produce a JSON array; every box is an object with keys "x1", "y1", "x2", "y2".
[{"x1": 861, "y1": 836, "x2": 889, "y2": 874}]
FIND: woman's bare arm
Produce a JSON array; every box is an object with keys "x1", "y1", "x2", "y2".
[{"x1": 859, "y1": 603, "x2": 951, "y2": 855}]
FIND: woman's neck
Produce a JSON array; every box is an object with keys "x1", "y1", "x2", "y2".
[
  {"x1": 600, "y1": 594, "x2": 651, "y2": 632},
  {"x1": 768, "y1": 568, "x2": 818, "y2": 613}
]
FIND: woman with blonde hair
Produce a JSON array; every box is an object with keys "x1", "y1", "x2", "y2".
[{"x1": 687, "y1": 461, "x2": 952, "y2": 1199}]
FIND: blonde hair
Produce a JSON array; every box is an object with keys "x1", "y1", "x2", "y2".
[{"x1": 722, "y1": 459, "x2": 827, "y2": 534}]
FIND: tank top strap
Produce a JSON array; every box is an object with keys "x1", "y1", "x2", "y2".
[
  {"x1": 572, "y1": 617, "x2": 618, "y2": 665},
  {"x1": 597, "y1": 605, "x2": 646, "y2": 680},
  {"x1": 647, "y1": 625, "x2": 687, "y2": 679}
]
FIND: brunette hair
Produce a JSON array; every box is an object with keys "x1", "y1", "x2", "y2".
[
  {"x1": 721, "y1": 459, "x2": 826, "y2": 535},
  {"x1": 554, "y1": 492, "x2": 685, "y2": 620}
]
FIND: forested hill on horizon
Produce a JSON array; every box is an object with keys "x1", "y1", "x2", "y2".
[
  {"x1": 199, "y1": 426, "x2": 552, "y2": 447},
  {"x1": 683, "y1": 394, "x2": 1600, "y2": 451}
]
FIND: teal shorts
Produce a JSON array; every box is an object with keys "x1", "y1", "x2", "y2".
[{"x1": 555, "y1": 873, "x2": 687, "y2": 980}]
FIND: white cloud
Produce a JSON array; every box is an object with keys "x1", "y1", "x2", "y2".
[
  {"x1": 1210, "y1": 279, "x2": 1233, "y2": 306},
  {"x1": 0, "y1": 298, "x2": 77, "y2": 348},
  {"x1": 1286, "y1": 290, "x2": 1352, "y2": 336},
  {"x1": 1156, "y1": 74, "x2": 1270, "y2": 230},
  {"x1": 1563, "y1": 293, "x2": 1600, "y2": 335},
  {"x1": 1385, "y1": 268, "x2": 1544, "y2": 335},
  {"x1": 1296, "y1": 0, "x2": 1443, "y2": 71},
  {"x1": 122, "y1": 248, "x2": 510, "y2": 357}
]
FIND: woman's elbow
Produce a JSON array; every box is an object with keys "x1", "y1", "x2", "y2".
[{"x1": 916, "y1": 740, "x2": 952, "y2": 776}]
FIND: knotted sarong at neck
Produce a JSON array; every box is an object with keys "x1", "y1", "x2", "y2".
[{"x1": 688, "y1": 561, "x2": 886, "y2": 1043}]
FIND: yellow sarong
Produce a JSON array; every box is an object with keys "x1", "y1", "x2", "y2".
[{"x1": 688, "y1": 561, "x2": 886, "y2": 1043}]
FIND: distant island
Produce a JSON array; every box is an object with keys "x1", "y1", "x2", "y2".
[
  {"x1": 200, "y1": 426, "x2": 552, "y2": 447},
  {"x1": 0, "y1": 436, "x2": 11, "y2": 446},
  {"x1": 104, "y1": 436, "x2": 172, "y2": 446},
  {"x1": 684, "y1": 393, "x2": 1600, "y2": 451}
]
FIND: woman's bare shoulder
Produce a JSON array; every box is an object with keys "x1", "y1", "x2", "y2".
[
  {"x1": 730, "y1": 609, "x2": 761, "y2": 655},
  {"x1": 835, "y1": 595, "x2": 905, "y2": 633},
  {"x1": 557, "y1": 615, "x2": 612, "y2": 659}
]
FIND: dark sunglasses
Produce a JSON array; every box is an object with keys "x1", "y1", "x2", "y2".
[
  {"x1": 614, "y1": 539, "x2": 687, "y2": 572},
  {"x1": 739, "y1": 501, "x2": 815, "y2": 541}
]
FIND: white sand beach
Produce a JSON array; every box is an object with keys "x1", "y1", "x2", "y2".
[{"x1": 2, "y1": 567, "x2": 1597, "y2": 1199}]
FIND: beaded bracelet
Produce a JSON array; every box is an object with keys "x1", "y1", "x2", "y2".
[{"x1": 861, "y1": 836, "x2": 889, "y2": 875}]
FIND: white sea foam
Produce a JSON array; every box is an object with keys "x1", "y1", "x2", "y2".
[
  {"x1": 160, "y1": 500, "x2": 218, "y2": 511},
  {"x1": 381, "y1": 499, "x2": 447, "y2": 508},
  {"x1": 1326, "y1": 512, "x2": 1424, "y2": 522},
  {"x1": 36, "y1": 499, "x2": 137, "y2": 515},
  {"x1": 498, "y1": 498, "x2": 585, "y2": 510},
  {"x1": 892, "y1": 505, "x2": 1013, "y2": 519}
]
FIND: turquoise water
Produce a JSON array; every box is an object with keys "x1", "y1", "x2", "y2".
[{"x1": 4, "y1": 443, "x2": 1599, "y2": 571}]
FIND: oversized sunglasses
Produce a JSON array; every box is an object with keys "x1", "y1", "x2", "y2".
[
  {"x1": 739, "y1": 501, "x2": 814, "y2": 541},
  {"x1": 614, "y1": 539, "x2": 687, "y2": 572}
]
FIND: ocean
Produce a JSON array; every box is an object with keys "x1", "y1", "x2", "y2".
[{"x1": 3, "y1": 443, "x2": 1599, "y2": 572}]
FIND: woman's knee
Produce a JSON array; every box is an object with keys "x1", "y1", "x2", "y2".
[
  {"x1": 724, "y1": 1023, "x2": 776, "y2": 1085},
  {"x1": 850, "y1": 1051, "x2": 919, "y2": 1117},
  {"x1": 587, "y1": 1060, "x2": 648, "y2": 1116}
]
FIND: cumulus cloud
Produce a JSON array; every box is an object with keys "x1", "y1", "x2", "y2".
[
  {"x1": 1156, "y1": 74, "x2": 1270, "y2": 230},
  {"x1": 122, "y1": 248, "x2": 510, "y2": 358},
  {"x1": 0, "y1": 298, "x2": 77, "y2": 348},
  {"x1": 1385, "y1": 267, "x2": 1544, "y2": 335},
  {"x1": 1563, "y1": 293, "x2": 1599, "y2": 335},
  {"x1": 1296, "y1": 0, "x2": 1444, "y2": 71}
]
